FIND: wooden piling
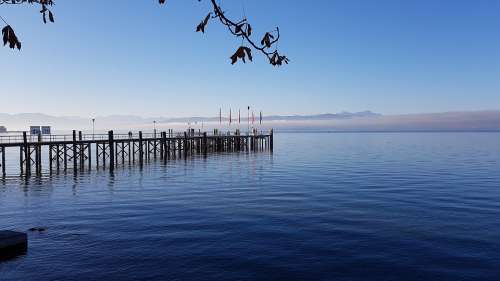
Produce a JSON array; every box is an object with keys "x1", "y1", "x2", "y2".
[
  {"x1": 161, "y1": 132, "x2": 166, "y2": 160},
  {"x1": 72, "y1": 130, "x2": 78, "y2": 172},
  {"x1": 203, "y1": 133, "x2": 207, "y2": 155},
  {"x1": 121, "y1": 142, "x2": 125, "y2": 164},
  {"x1": 102, "y1": 143, "x2": 106, "y2": 169},
  {"x1": 88, "y1": 142, "x2": 92, "y2": 170},
  {"x1": 56, "y1": 145, "x2": 61, "y2": 170},
  {"x1": 270, "y1": 129, "x2": 274, "y2": 152},
  {"x1": 108, "y1": 131, "x2": 115, "y2": 171},
  {"x1": 36, "y1": 132, "x2": 42, "y2": 175},
  {"x1": 23, "y1": 132, "x2": 30, "y2": 175},
  {"x1": 1, "y1": 146, "x2": 5, "y2": 177},
  {"x1": 138, "y1": 131, "x2": 143, "y2": 166},
  {"x1": 183, "y1": 132, "x2": 188, "y2": 158},
  {"x1": 63, "y1": 143, "x2": 68, "y2": 171}
]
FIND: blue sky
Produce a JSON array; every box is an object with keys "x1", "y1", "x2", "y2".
[{"x1": 0, "y1": 0, "x2": 499, "y2": 117}]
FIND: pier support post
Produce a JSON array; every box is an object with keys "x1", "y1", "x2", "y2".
[
  {"x1": 88, "y1": 142, "x2": 92, "y2": 170},
  {"x1": 79, "y1": 131, "x2": 84, "y2": 170},
  {"x1": 167, "y1": 139, "x2": 170, "y2": 159},
  {"x1": 203, "y1": 133, "x2": 207, "y2": 155},
  {"x1": 56, "y1": 145, "x2": 61, "y2": 170},
  {"x1": 36, "y1": 132, "x2": 42, "y2": 175},
  {"x1": 64, "y1": 143, "x2": 68, "y2": 171},
  {"x1": 183, "y1": 132, "x2": 188, "y2": 158},
  {"x1": 128, "y1": 137, "x2": 132, "y2": 164},
  {"x1": 161, "y1": 132, "x2": 166, "y2": 160},
  {"x1": 109, "y1": 131, "x2": 115, "y2": 171},
  {"x1": 72, "y1": 130, "x2": 78, "y2": 173},
  {"x1": 177, "y1": 138, "x2": 181, "y2": 158},
  {"x1": 23, "y1": 132, "x2": 30, "y2": 175},
  {"x1": 270, "y1": 129, "x2": 274, "y2": 152},
  {"x1": 138, "y1": 131, "x2": 143, "y2": 166},
  {"x1": 1, "y1": 146, "x2": 5, "y2": 177}
]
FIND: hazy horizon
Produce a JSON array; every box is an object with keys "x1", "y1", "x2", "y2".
[{"x1": 2, "y1": 109, "x2": 500, "y2": 132}]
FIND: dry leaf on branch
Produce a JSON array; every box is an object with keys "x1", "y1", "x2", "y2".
[
  {"x1": 230, "y1": 46, "x2": 252, "y2": 65},
  {"x1": 2, "y1": 25, "x2": 21, "y2": 50}
]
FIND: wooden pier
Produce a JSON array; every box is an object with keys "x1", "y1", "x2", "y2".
[{"x1": 0, "y1": 129, "x2": 273, "y2": 177}]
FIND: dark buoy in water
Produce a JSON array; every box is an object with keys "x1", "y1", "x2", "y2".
[{"x1": 0, "y1": 230, "x2": 27, "y2": 260}]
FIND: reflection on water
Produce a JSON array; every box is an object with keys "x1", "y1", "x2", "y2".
[{"x1": 1, "y1": 133, "x2": 500, "y2": 281}]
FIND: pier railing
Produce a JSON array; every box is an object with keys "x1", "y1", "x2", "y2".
[
  {"x1": 0, "y1": 131, "x2": 268, "y2": 144},
  {"x1": 0, "y1": 129, "x2": 274, "y2": 177}
]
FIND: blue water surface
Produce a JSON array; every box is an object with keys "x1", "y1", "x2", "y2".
[{"x1": 1, "y1": 132, "x2": 500, "y2": 281}]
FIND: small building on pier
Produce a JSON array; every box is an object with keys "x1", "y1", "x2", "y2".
[
  {"x1": 0, "y1": 126, "x2": 6, "y2": 133},
  {"x1": 30, "y1": 126, "x2": 51, "y2": 135}
]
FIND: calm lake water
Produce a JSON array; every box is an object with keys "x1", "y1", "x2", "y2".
[{"x1": 1, "y1": 132, "x2": 500, "y2": 281}]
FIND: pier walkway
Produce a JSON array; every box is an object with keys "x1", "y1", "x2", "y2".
[{"x1": 0, "y1": 129, "x2": 273, "y2": 177}]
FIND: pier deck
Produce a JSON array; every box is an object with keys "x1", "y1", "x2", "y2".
[{"x1": 0, "y1": 129, "x2": 273, "y2": 177}]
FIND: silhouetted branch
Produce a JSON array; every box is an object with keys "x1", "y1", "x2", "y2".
[
  {"x1": 177, "y1": 0, "x2": 288, "y2": 66},
  {"x1": 2, "y1": 0, "x2": 288, "y2": 66}
]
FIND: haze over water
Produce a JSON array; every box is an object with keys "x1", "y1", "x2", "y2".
[{"x1": 1, "y1": 132, "x2": 500, "y2": 280}]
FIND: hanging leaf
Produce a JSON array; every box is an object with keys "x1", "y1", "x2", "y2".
[
  {"x1": 269, "y1": 51, "x2": 289, "y2": 66},
  {"x1": 235, "y1": 23, "x2": 245, "y2": 35},
  {"x1": 39, "y1": 4, "x2": 47, "y2": 14},
  {"x1": 196, "y1": 13, "x2": 211, "y2": 33},
  {"x1": 2, "y1": 25, "x2": 21, "y2": 50},
  {"x1": 230, "y1": 47, "x2": 252, "y2": 65},
  {"x1": 243, "y1": 47, "x2": 252, "y2": 61},
  {"x1": 48, "y1": 11, "x2": 54, "y2": 23},
  {"x1": 246, "y1": 24, "x2": 252, "y2": 37},
  {"x1": 261, "y1": 32, "x2": 274, "y2": 48},
  {"x1": 1, "y1": 26, "x2": 7, "y2": 46},
  {"x1": 270, "y1": 52, "x2": 278, "y2": 65}
]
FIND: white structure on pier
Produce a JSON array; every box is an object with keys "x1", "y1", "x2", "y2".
[{"x1": 30, "y1": 126, "x2": 51, "y2": 135}]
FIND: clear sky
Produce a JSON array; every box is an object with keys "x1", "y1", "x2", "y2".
[{"x1": 0, "y1": 0, "x2": 499, "y2": 117}]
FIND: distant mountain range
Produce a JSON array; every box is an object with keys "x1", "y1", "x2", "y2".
[
  {"x1": 0, "y1": 111, "x2": 380, "y2": 129},
  {"x1": 1, "y1": 110, "x2": 500, "y2": 132},
  {"x1": 263, "y1": 111, "x2": 381, "y2": 121}
]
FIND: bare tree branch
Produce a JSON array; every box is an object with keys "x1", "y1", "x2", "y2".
[
  {"x1": 205, "y1": 0, "x2": 288, "y2": 66},
  {"x1": 1, "y1": 0, "x2": 288, "y2": 66}
]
